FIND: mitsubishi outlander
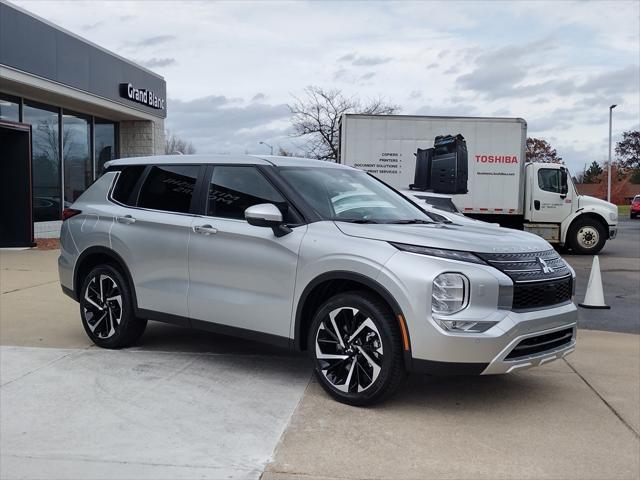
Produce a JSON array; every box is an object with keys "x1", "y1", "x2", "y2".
[{"x1": 59, "y1": 155, "x2": 577, "y2": 405}]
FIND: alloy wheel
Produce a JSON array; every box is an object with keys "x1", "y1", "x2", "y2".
[
  {"x1": 315, "y1": 307, "x2": 384, "y2": 393},
  {"x1": 82, "y1": 274, "x2": 123, "y2": 339}
]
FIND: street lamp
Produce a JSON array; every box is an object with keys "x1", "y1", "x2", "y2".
[
  {"x1": 259, "y1": 141, "x2": 274, "y2": 156},
  {"x1": 607, "y1": 104, "x2": 617, "y2": 203}
]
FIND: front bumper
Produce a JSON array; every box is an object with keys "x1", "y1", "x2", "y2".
[
  {"x1": 609, "y1": 226, "x2": 617, "y2": 239},
  {"x1": 409, "y1": 302, "x2": 578, "y2": 375}
]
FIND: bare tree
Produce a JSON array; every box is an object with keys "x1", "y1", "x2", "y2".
[
  {"x1": 526, "y1": 137, "x2": 562, "y2": 163},
  {"x1": 289, "y1": 86, "x2": 399, "y2": 161},
  {"x1": 165, "y1": 130, "x2": 196, "y2": 155}
]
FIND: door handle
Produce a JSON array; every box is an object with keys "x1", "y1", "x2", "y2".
[
  {"x1": 534, "y1": 200, "x2": 540, "y2": 210},
  {"x1": 116, "y1": 215, "x2": 136, "y2": 224},
  {"x1": 193, "y1": 224, "x2": 218, "y2": 235}
]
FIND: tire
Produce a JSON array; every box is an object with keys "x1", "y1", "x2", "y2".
[
  {"x1": 307, "y1": 291, "x2": 406, "y2": 406},
  {"x1": 79, "y1": 264, "x2": 147, "y2": 349},
  {"x1": 631, "y1": 213, "x2": 637, "y2": 219},
  {"x1": 568, "y1": 217, "x2": 607, "y2": 254}
]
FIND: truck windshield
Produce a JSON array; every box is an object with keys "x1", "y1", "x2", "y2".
[{"x1": 278, "y1": 167, "x2": 434, "y2": 224}]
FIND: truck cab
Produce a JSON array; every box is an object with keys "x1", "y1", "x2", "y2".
[{"x1": 523, "y1": 162, "x2": 618, "y2": 254}]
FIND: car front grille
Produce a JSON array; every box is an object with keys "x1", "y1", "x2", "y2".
[
  {"x1": 505, "y1": 327, "x2": 574, "y2": 360},
  {"x1": 512, "y1": 276, "x2": 573, "y2": 310},
  {"x1": 476, "y1": 249, "x2": 571, "y2": 283},
  {"x1": 476, "y1": 249, "x2": 574, "y2": 310}
]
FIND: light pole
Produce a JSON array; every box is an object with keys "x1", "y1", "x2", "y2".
[
  {"x1": 259, "y1": 141, "x2": 274, "y2": 156},
  {"x1": 607, "y1": 104, "x2": 617, "y2": 203}
]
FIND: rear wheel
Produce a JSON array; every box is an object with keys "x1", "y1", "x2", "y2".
[
  {"x1": 79, "y1": 264, "x2": 147, "y2": 348},
  {"x1": 568, "y1": 218, "x2": 606, "y2": 254},
  {"x1": 308, "y1": 291, "x2": 405, "y2": 406}
]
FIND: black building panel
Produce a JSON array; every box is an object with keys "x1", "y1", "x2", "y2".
[{"x1": 0, "y1": 2, "x2": 166, "y2": 118}]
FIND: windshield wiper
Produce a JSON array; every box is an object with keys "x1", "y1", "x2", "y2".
[
  {"x1": 338, "y1": 219, "x2": 379, "y2": 224},
  {"x1": 386, "y1": 219, "x2": 433, "y2": 224}
]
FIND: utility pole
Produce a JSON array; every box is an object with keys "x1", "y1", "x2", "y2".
[{"x1": 607, "y1": 104, "x2": 617, "y2": 203}]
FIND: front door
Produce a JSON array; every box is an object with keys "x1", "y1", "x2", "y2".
[
  {"x1": 528, "y1": 165, "x2": 573, "y2": 223},
  {"x1": 0, "y1": 121, "x2": 33, "y2": 247},
  {"x1": 188, "y1": 165, "x2": 306, "y2": 339}
]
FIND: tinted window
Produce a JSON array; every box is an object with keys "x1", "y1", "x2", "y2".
[
  {"x1": 538, "y1": 169, "x2": 562, "y2": 193},
  {"x1": 112, "y1": 166, "x2": 145, "y2": 205},
  {"x1": 208, "y1": 166, "x2": 285, "y2": 220},
  {"x1": 0, "y1": 93, "x2": 19, "y2": 122},
  {"x1": 95, "y1": 119, "x2": 117, "y2": 175},
  {"x1": 63, "y1": 111, "x2": 92, "y2": 204},
  {"x1": 138, "y1": 165, "x2": 199, "y2": 213},
  {"x1": 23, "y1": 101, "x2": 61, "y2": 222}
]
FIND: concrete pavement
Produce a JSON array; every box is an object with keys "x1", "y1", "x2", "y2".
[{"x1": 1, "y1": 247, "x2": 639, "y2": 480}]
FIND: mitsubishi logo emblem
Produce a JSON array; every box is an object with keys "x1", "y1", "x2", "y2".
[{"x1": 537, "y1": 257, "x2": 554, "y2": 274}]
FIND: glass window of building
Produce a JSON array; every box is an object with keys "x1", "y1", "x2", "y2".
[
  {"x1": 95, "y1": 119, "x2": 117, "y2": 175},
  {"x1": 0, "y1": 93, "x2": 20, "y2": 122},
  {"x1": 23, "y1": 101, "x2": 61, "y2": 222},
  {"x1": 63, "y1": 111, "x2": 92, "y2": 205}
]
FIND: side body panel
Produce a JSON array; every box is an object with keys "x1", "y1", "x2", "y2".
[
  {"x1": 188, "y1": 217, "x2": 307, "y2": 337},
  {"x1": 339, "y1": 114, "x2": 526, "y2": 215}
]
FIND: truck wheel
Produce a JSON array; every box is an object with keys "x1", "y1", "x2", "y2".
[
  {"x1": 568, "y1": 218, "x2": 606, "y2": 254},
  {"x1": 79, "y1": 264, "x2": 147, "y2": 349},
  {"x1": 308, "y1": 291, "x2": 406, "y2": 406}
]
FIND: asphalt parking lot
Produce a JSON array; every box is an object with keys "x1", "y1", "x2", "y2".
[{"x1": 0, "y1": 221, "x2": 638, "y2": 480}]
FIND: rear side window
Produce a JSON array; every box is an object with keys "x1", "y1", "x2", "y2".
[
  {"x1": 112, "y1": 166, "x2": 145, "y2": 206},
  {"x1": 207, "y1": 166, "x2": 286, "y2": 220},
  {"x1": 138, "y1": 165, "x2": 199, "y2": 213}
]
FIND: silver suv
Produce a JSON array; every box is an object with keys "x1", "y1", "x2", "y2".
[{"x1": 59, "y1": 155, "x2": 577, "y2": 405}]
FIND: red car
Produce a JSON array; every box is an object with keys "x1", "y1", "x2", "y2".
[{"x1": 631, "y1": 195, "x2": 640, "y2": 219}]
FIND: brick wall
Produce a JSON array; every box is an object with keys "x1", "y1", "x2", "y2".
[{"x1": 119, "y1": 119, "x2": 165, "y2": 158}]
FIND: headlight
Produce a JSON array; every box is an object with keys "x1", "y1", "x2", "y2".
[
  {"x1": 391, "y1": 243, "x2": 485, "y2": 264},
  {"x1": 432, "y1": 273, "x2": 469, "y2": 315},
  {"x1": 609, "y1": 212, "x2": 617, "y2": 221}
]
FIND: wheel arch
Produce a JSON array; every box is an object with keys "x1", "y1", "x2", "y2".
[
  {"x1": 73, "y1": 246, "x2": 138, "y2": 309},
  {"x1": 564, "y1": 212, "x2": 609, "y2": 244},
  {"x1": 293, "y1": 271, "x2": 411, "y2": 367}
]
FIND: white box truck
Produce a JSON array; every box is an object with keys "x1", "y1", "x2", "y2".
[{"x1": 339, "y1": 114, "x2": 618, "y2": 254}]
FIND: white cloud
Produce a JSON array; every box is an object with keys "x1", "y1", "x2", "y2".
[{"x1": 11, "y1": 0, "x2": 640, "y2": 175}]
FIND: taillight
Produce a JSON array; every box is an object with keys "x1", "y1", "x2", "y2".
[{"x1": 62, "y1": 208, "x2": 82, "y2": 221}]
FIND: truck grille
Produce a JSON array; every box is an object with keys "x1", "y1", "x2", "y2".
[
  {"x1": 505, "y1": 327, "x2": 574, "y2": 360},
  {"x1": 512, "y1": 276, "x2": 573, "y2": 310},
  {"x1": 476, "y1": 249, "x2": 574, "y2": 310}
]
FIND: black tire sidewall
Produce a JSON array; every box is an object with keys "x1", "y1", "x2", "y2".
[
  {"x1": 79, "y1": 264, "x2": 138, "y2": 349},
  {"x1": 569, "y1": 219, "x2": 606, "y2": 254},
  {"x1": 308, "y1": 292, "x2": 403, "y2": 406}
]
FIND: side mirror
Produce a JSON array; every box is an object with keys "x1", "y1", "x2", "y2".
[
  {"x1": 560, "y1": 168, "x2": 569, "y2": 195},
  {"x1": 245, "y1": 203, "x2": 292, "y2": 237}
]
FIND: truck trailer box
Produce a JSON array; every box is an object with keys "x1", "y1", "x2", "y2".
[{"x1": 339, "y1": 114, "x2": 527, "y2": 215}]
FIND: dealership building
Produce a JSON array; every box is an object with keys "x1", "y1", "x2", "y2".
[{"x1": 0, "y1": 1, "x2": 166, "y2": 246}]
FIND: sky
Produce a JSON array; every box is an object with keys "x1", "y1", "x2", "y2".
[{"x1": 12, "y1": 0, "x2": 640, "y2": 175}]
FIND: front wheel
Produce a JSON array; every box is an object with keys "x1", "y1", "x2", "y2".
[
  {"x1": 308, "y1": 291, "x2": 406, "y2": 406},
  {"x1": 568, "y1": 218, "x2": 606, "y2": 254},
  {"x1": 79, "y1": 264, "x2": 147, "y2": 349}
]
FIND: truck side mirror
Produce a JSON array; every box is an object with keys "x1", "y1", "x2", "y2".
[{"x1": 560, "y1": 168, "x2": 568, "y2": 195}]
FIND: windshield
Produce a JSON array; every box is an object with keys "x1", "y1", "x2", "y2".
[{"x1": 278, "y1": 167, "x2": 434, "y2": 223}]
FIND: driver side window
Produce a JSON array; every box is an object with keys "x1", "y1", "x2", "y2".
[
  {"x1": 538, "y1": 169, "x2": 562, "y2": 193},
  {"x1": 207, "y1": 166, "x2": 294, "y2": 222}
]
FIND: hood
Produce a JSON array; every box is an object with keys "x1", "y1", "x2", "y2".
[
  {"x1": 578, "y1": 195, "x2": 617, "y2": 214},
  {"x1": 334, "y1": 221, "x2": 552, "y2": 254}
]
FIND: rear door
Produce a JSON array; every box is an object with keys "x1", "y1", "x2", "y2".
[
  {"x1": 109, "y1": 164, "x2": 203, "y2": 319},
  {"x1": 188, "y1": 165, "x2": 306, "y2": 339}
]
